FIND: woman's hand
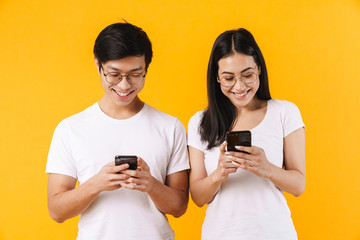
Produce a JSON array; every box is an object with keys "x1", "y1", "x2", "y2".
[
  {"x1": 226, "y1": 145, "x2": 274, "y2": 179},
  {"x1": 211, "y1": 141, "x2": 239, "y2": 183}
]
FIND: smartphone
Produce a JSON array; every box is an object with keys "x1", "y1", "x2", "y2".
[
  {"x1": 226, "y1": 131, "x2": 251, "y2": 154},
  {"x1": 115, "y1": 155, "x2": 138, "y2": 170}
]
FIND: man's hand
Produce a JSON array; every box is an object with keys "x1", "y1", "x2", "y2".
[
  {"x1": 47, "y1": 161, "x2": 132, "y2": 223},
  {"x1": 119, "y1": 157, "x2": 189, "y2": 217},
  {"x1": 120, "y1": 158, "x2": 156, "y2": 192},
  {"x1": 88, "y1": 161, "x2": 132, "y2": 192}
]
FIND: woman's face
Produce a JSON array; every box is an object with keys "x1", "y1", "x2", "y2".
[{"x1": 217, "y1": 52, "x2": 260, "y2": 110}]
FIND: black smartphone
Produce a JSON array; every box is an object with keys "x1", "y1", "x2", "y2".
[
  {"x1": 115, "y1": 155, "x2": 138, "y2": 170},
  {"x1": 226, "y1": 131, "x2": 251, "y2": 154}
]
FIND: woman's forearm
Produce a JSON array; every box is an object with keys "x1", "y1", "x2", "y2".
[
  {"x1": 190, "y1": 172, "x2": 223, "y2": 207},
  {"x1": 267, "y1": 164, "x2": 306, "y2": 197}
]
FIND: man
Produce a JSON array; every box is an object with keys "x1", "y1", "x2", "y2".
[{"x1": 46, "y1": 22, "x2": 189, "y2": 240}]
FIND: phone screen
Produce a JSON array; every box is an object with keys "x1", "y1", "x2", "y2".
[
  {"x1": 115, "y1": 155, "x2": 138, "y2": 170},
  {"x1": 226, "y1": 131, "x2": 251, "y2": 153}
]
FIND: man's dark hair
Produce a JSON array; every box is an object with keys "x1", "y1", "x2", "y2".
[
  {"x1": 93, "y1": 22, "x2": 153, "y2": 70},
  {"x1": 200, "y1": 28, "x2": 271, "y2": 149}
]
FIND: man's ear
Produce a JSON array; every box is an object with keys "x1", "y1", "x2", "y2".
[{"x1": 94, "y1": 56, "x2": 100, "y2": 74}]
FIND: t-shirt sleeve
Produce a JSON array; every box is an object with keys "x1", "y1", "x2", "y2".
[
  {"x1": 187, "y1": 111, "x2": 206, "y2": 152},
  {"x1": 282, "y1": 101, "x2": 305, "y2": 138},
  {"x1": 45, "y1": 120, "x2": 77, "y2": 179},
  {"x1": 166, "y1": 118, "x2": 190, "y2": 175}
]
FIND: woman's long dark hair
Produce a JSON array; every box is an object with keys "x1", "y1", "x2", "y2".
[{"x1": 200, "y1": 28, "x2": 271, "y2": 150}]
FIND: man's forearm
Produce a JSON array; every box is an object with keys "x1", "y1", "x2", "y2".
[
  {"x1": 147, "y1": 177, "x2": 188, "y2": 218},
  {"x1": 48, "y1": 179, "x2": 100, "y2": 223}
]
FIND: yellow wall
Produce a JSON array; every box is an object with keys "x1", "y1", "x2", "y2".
[{"x1": 1, "y1": 0, "x2": 359, "y2": 239}]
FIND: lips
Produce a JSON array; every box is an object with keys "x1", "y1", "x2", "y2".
[
  {"x1": 232, "y1": 89, "x2": 250, "y2": 98},
  {"x1": 112, "y1": 89, "x2": 134, "y2": 100}
]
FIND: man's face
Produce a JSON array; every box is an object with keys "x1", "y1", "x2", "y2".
[{"x1": 97, "y1": 56, "x2": 146, "y2": 108}]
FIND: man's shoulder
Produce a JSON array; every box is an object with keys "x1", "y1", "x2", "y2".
[
  {"x1": 145, "y1": 104, "x2": 178, "y2": 123},
  {"x1": 59, "y1": 103, "x2": 98, "y2": 126}
]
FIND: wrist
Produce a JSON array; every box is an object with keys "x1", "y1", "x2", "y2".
[
  {"x1": 84, "y1": 176, "x2": 102, "y2": 196},
  {"x1": 266, "y1": 163, "x2": 277, "y2": 180},
  {"x1": 146, "y1": 176, "x2": 158, "y2": 194},
  {"x1": 210, "y1": 170, "x2": 224, "y2": 185}
]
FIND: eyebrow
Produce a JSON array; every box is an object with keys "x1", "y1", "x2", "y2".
[
  {"x1": 107, "y1": 66, "x2": 144, "y2": 72},
  {"x1": 221, "y1": 67, "x2": 254, "y2": 75}
]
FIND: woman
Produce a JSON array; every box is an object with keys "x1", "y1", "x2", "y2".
[{"x1": 188, "y1": 28, "x2": 305, "y2": 240}]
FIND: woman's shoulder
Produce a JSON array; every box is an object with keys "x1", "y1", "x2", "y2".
[
  {"x1": 187, "y1": 110, "x2": 207, "y2": 136},
  {"x1": 188, "y1": 110, "x2": 206, "y2": 124},
  {"x1": 268, "y1": 99, "x2": 301, "y2": 112},
  {"x1": 268, "y1": 99, "x2": 304, "y2": 129}
]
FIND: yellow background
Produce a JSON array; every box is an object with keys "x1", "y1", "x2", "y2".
[{"x1": 1, "y1": 0, "x2": 359, "y2": 239}]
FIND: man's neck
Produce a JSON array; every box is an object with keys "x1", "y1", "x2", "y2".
[{"x1": 98, "y1": 96, "x2": 145, "y2": 120}]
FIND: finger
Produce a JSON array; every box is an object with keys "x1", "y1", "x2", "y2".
[
  {"x1": 127, "y1": 177, "x2": 144, "y2": 185},
  {"x1": 121, "y1": 182, "x2": 145, "y2": 191},
  {"x1": 112, "y1": 179, "x2": 130, "y2": 186},
  {"x1": 225, "y1": 151, "x2": 252, "y2": 161},
  {"x1": 238, "y1": 164, "x2": 258, "y2": 174},
  {"x1": 228, "y1": 156, "x2": 246, "y2": 165},
  {"x1": 226, "y1": 154, "x2": 247, "y2": 163},
  {"x1": 235, "y1": 145, "x2": 254, "y2": 154},
  {"x1": 219, "y1": 156, "x2": 233, "y2": 165},
  {"x1": 219, "y1": 158, "x2": 239, "y2": 167},
  {"x1": 227, "y1": 154, "x2": 254, "y2": 167},
  {"x1": 219, "y1": 141, "x2": 227, "y2": 154},
  {"x1": 240, "y1": 158, "x2": 259, "y2": 168},
  {"x1": 228, "y1": 162, "x2": 240, "y2": 168},
  {"x1": 120, "y1": 182, "x2": 135, "y2": 189},
  {"x1": 113, "y1": 163, "x2": 130, "y2": 173},
  {"x1": 219, "y1": 167, "x2": 237, "y2": 177},
  {"x1": 120, "y1": 169, "x2": 139, "y2": 177},
  {"x1": 220, "y1": 159, "x2": 240, "y2": 168},
  {"x1": 219, "y1": 155, "x2": 235, "y2": 163},
  {"x1": 111, "y1": 173, "x2": 131, "y2": 181},
  {"x1": 137, "y1": 157, "x2": 149, "y2": 171},
  {"x1": 110, "y1": 182, "x2": 122, "y2": 190},
  {"x1": 224, "y1": 167, "x2": 237, "y2": 175}
]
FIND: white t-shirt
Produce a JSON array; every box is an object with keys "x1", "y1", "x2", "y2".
[
  {"x1": 46, "y1": 103, "x2": 189, "y2": 240},
  {"x1": 187, "y1": 99, "x2": 305, "y2": 240}
]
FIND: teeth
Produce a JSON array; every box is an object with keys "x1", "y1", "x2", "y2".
[
  {"x1": 115, "y1": 91, "x2": 131, "y2": 97},
  {"x1": 234, "y1": 92, "x2": 247, "y2": 97}
]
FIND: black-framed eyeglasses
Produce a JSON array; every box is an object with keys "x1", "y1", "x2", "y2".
[{"x1": 100, "y1": 64, "x2": 146, "y2": 85}]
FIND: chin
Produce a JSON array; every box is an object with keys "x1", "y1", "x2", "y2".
[
  {"x1": 113, "y1": 98, "x2": 135, "y2": 106},
  {"x1": 230, "y1": 95, "x2": 255, "y2": 108}
]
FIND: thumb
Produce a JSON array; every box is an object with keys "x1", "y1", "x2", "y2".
[
  {"x1": 219, "y1": 141, "x2": 227, "y2": 154},
  {"x1": 137, "y1": 157, "x2": 149, "y2": 171}
]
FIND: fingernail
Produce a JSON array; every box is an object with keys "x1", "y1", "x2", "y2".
[
  {"x1": 227, "y1": 156, "x2": 233, "y2": 159},
  {"x1": 235, "y1": 146, "x2": 241, "y2": 149},
  {"x1": 225, "y1": 152, "x2": 231, "y2": 155}
]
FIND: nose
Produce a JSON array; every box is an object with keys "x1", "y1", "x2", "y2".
[
  {"x1": 117, "y1": 76, "x2": 132, "y2": 90},
  {"x1": 232, "y1": 77, "x2": 246, "y2": 91}
]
